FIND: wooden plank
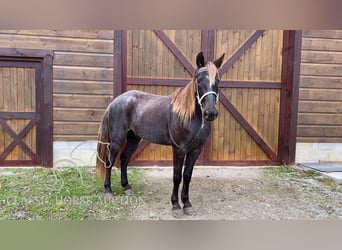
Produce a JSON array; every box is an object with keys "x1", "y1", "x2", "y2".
[
  {"x1": 263, "y1": 89, "x2": 271, "y2": 151},
  {"x1": 302, "y1": 37, "x2": 342, "y2": 51},
  {"x1": 27, "y1": 68, "x2": 36, "y2": 157},
  {"x1": 10, "y1": 68, "x2": 18, "y2": 160},
  {"x1": 299, "y1": 100, "x2": 342, "y2": 113},
  {"x1": 297, "y1": 125, "x2": 342, "y2": 137},
  {"x1": 279, "y1": 30, "x2": 302, "y2": 164},
  {"x1": 301, "y1": 50, "x2": 342, "y2": 64},
  {"x1": 0, "y1": 34, "x2": 113, "y2": 53},
  {"x1": 303, "y1": 30, "x2": 342, "y2": 39},
  {"x1": 300, "y1": 76, "x2": 342, "y2": 89},
  {"x1": 53, "y1": 135, "x2": 98, "y2": 141},
  {"x1": 53, "y1": 66, "x2": 113, "y2": 81},
  {"x1": 17, "y1": 68, "x2": 25, "y2": 160},
  {"x1": 298, "y1": 113, "x2": 342, "y2": 125},
  {"x1": 228, "y1": 89, "x2": 236, "y2": 159},
  {"x1": 240, "y1": 89, "x2": 248, "y2": 159},
  {"x1": 251, "y1": 89, "x2": 260, "y2": 159},
  {"x1": 301, "y1": 63, "x2": 342, "y2": 77},
  {"x1": 114, "y1": 30, "x2": 124, "y2": 97},
  {"x1": 1, "y1": 30, "x2": 114, "y2": 39},
  {"x1": 54, "y1": 108, "x2": 106, "y2": 122},
  {"x1": 24, "y1": 68, "x2": 33, "y2": 159},
  {"x1": 299, "y1": 89, "x2": 342, "y2": 101},
  {"x1": 0, "y1": 160, "x2": 36, "y2": 166},
  {"x1": 272, "y1": 90, "x2": 280, "y2": 153},
  {"x1": 175, "y1": 30, "x2": 186, "y2": 79},
  {"x1": 127, "y1": 77, "x2": 189, "y2": 87},
  {"x1": 0, "y1": 112, "x2": 35, "y2": 119},
  {"x1": 53, "y1": 122, "x2": 100, "y2": 135},
  {"x1": 53, "y1": 94, "x2": 112, "y2": 108},
  {"x1": 297, "y1": 137, "x2": 342, "y2": 143},
  {"x1": 130, "y1": 30, "x2": 139, "y2": 77},
  {"x1": 3, "y1": 68, "x2": 11, "y2": 159},
  {"x1": 54, "y1": 52, "x2": 113, "y2": 67},
  {"x1": 53, "y1": 80, "x2": 113, "y2": 95}
]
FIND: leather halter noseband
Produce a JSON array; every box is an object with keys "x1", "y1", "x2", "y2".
[{"x1": 195, "y1": 67, "x2": 219, "y2": 106}]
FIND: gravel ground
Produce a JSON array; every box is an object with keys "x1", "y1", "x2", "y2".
[{"x1": 122, "y1": 166, "x2": 342, "y2": 220}]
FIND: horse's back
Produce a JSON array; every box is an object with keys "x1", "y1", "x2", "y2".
[{"x1": 107, "y1": 90, "x2": 172, "y2": 144}]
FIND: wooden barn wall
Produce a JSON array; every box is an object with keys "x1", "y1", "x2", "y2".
[
  {"x1": 0, "y1": 30, "x2": 114, "y2": 141},
  {"x1": 298, "y1": 30, "x2": 342, "y2": 143}
]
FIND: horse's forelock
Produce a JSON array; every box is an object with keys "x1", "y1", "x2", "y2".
[{"x1": 206, "y1": 61, "x2": 219, "y2": 86}]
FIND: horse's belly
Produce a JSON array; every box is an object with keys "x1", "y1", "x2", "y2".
[{"x1": 132, "y1": 114, "x2": 171, "y2": 145}]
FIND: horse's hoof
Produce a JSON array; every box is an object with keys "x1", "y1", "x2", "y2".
[
  {"x1": 105, "y1": 192, "x2": 114, "y2": 199},
  {"x1": 183, "y1": 206, "x2": 194, "y2": 216},
  {"x1": 172, "y1": 209, "x2": 184, "y2": 218},
  {"x1": 124, "y1": 188, "x2": 134, "y2": 196}
]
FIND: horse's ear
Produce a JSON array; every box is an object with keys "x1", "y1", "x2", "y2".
[
  {"x1": 213, "y1": 53, "x2": 225, "y2": 69},
  {"x1": 196, "y1": 52, "x2": 205, "y2": 68}
]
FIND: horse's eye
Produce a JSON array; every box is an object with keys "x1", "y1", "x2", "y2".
[{"x1": 197, "y1": 75, "x2": 204, "y2": 82}]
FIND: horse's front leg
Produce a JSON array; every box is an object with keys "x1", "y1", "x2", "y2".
[
  {"x1": 171, "y1": 147, "x2": 185, "y2": 217},
  {"x1": 181, "y1": 148, "x2": 202, "y2": 215}
]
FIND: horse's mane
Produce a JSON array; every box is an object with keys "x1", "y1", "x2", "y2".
[
  {"x1": 171, "y1": 62, "x2": 218, "y2": 123},
  {"x1": 171, "y1": 76, "x2": 196, "y2": 123}
]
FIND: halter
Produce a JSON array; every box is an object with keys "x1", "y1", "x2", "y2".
[{"x1": 195, "y1": 67, "x2": 219, "y2": 106}]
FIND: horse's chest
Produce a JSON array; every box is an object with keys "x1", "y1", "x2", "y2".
[{"x1": 192, "y1": 124, "x2": 211, "y2": 145}]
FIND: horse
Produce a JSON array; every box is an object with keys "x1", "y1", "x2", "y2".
[{"x1": 96, "y1": 51, "x2": 225, "y2": 217}]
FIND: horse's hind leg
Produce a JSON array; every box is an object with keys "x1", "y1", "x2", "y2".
[
  {"x1": 104, "y1": 154, "x2": 116, "y2": 197},
  {"x1": 104, "y1": 140, "x2": 122, "y2": 197},
  {"x1": 120, "y1": 130, "x2": 141, "y2": 195}
]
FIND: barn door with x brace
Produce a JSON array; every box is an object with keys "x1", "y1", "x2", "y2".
[
  {"x1": 204, "y1": 30, "x2": 301, "y2": 165},
  {"x1": 0, "y1": 49, "x2": 53, "y2": 167},
  {"x1": 114, "y1": 30, "x2": 300, "y2": 166}
]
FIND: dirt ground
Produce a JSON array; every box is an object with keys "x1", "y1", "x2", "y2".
[{"x1": 122, "y1": 166, "x2": 342, "y2": 220}]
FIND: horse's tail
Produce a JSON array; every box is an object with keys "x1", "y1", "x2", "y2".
[{"x1": 96, "y1": 110, "x2": 110, "y2": 180}]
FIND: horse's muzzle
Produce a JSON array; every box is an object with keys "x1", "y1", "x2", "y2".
[{"x1": 204, "y1": 109, "x2": 218, "y2": 121}]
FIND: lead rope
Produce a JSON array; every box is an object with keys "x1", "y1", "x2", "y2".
[
  {"x1": 96, "y1": 141, "x2": 112, "y2": 169},
  {"x1": 168, "y1": 104, "x2": 205, "y2": 150}
]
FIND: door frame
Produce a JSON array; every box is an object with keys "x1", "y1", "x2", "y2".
[{"x1": 0, "y1": 48, "x2": 53, "y2": 167}]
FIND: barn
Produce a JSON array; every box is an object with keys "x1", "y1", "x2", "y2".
[{"x1": 0, "y1": 30, "x2": 341, "y2": 167}]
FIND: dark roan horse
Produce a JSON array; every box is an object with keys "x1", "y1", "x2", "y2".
[{"x1": 96, "y1": 52, "x2": 225, "y2": 217}]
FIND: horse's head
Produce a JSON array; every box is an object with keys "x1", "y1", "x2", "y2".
[{"x1": 195, "y1": 52, "x2": 225, "y2": 121}]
